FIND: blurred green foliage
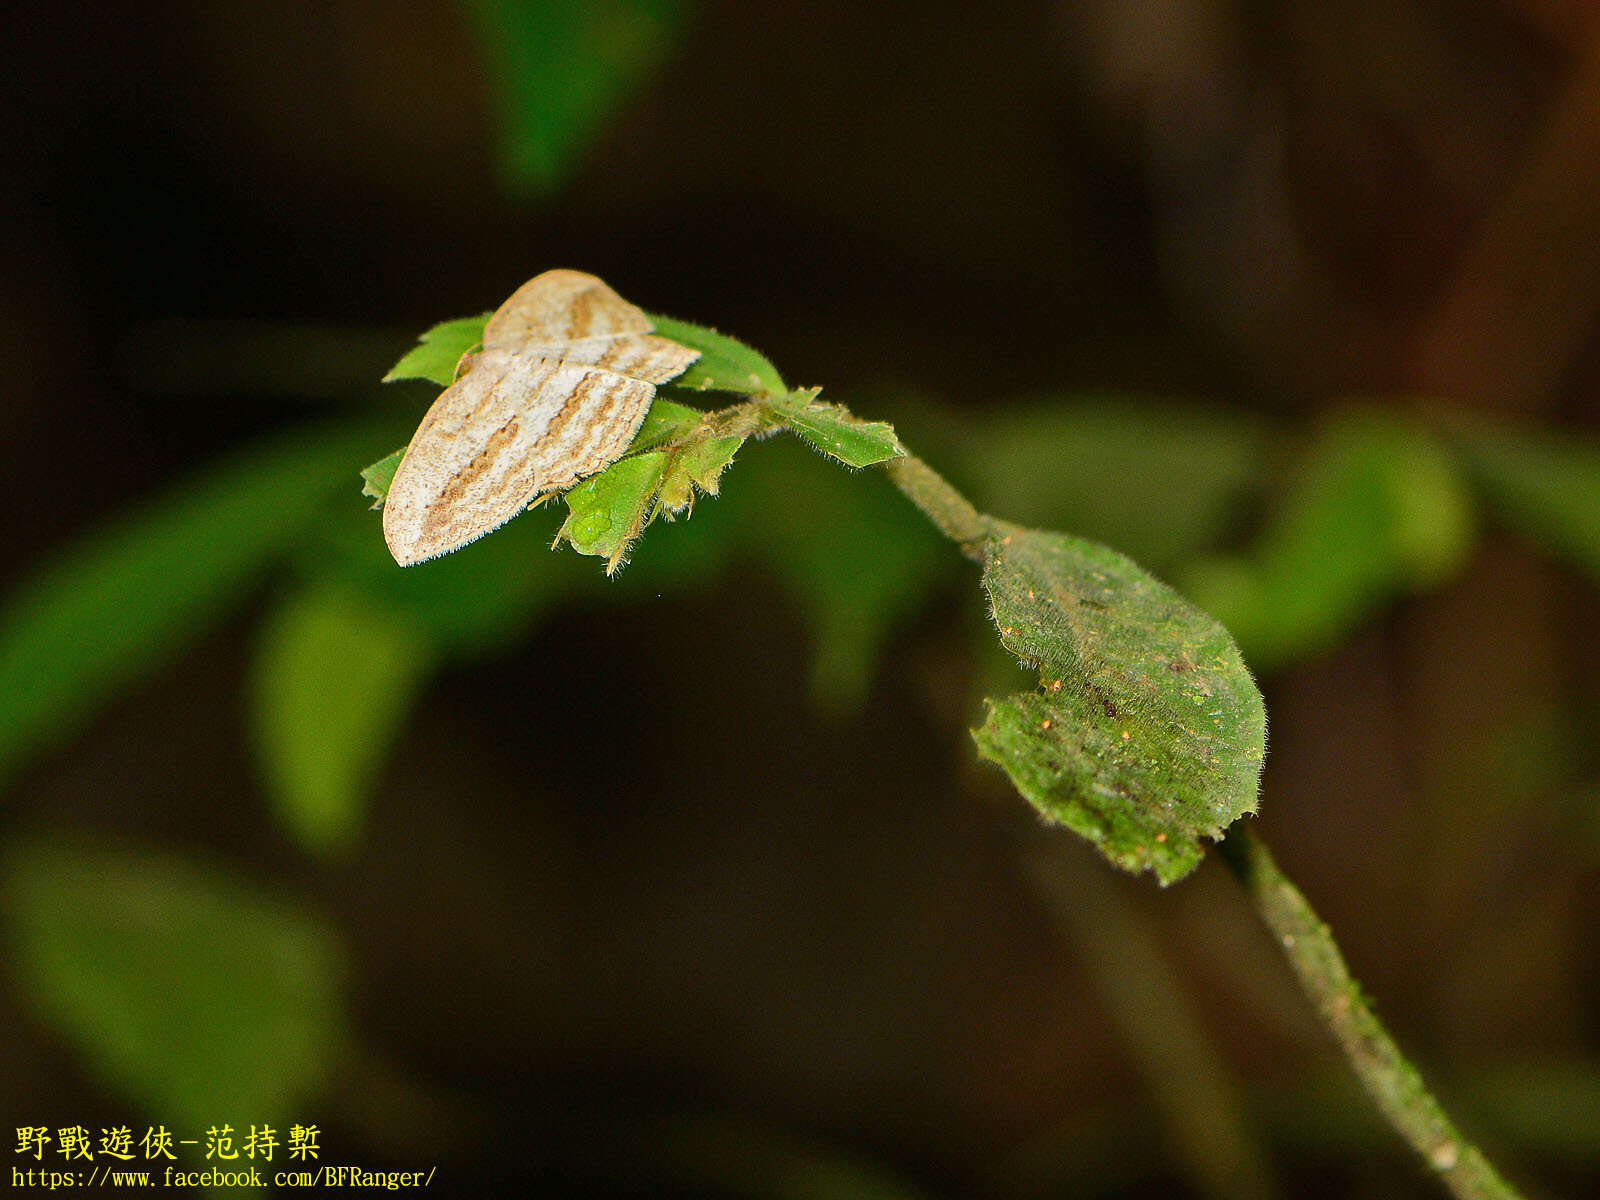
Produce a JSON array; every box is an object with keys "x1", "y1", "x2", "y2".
[
  {"x1": 1447, "y1": 418, "x2": 1600, "y2": 584},
  {"x1": 936, "y1": 397, "x2": 1269, "y2": 571},
  {"x1": 2, "y1": 837, "x2": 345, "y2": 1128},
  {"x1": 5, "y1": 390, "x2": 1597, "y2": 863},
  {"x1": 0, "y1": 419, "x2": 400, "y2": 794},
  {"x1": 249, "y1": 582, "x2": 436, "y2": 855},
  {"x1": 621, "y1": 1114, "x2": 932, "y2": 1200},
  {"x1": 460, "y1": 0, "x2": 694, "y2": 197},
  {"x1": 1185, "y1": 408, "x2": 1477, "y2": 669}
]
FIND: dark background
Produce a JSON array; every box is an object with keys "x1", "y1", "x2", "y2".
[{"x1": 2, "y1": 2, "x2": 1598, "y2": 1197}]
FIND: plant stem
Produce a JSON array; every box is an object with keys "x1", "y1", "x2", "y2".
[
  {"x1": 882, "y1": 453, "x2": 992, "y2": 553},
  {"x1": 1218, "y1": 827, "x2": 1522, "y2": 1200}
]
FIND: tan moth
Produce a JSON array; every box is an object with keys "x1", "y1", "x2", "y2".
[{"x1": 382, "y1": 269, "x2": 700, "y2": 566}]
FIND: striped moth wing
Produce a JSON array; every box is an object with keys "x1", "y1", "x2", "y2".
[
  {"x1": 383, "y1": 271, "x2": 699, "y2": 566},
  {"x1": 482, "y1": 268, "x2": 654, "y2": 347}
]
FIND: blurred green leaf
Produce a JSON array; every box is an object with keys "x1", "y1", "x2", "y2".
[
  {"x1": 1446, "y1": 420, "x2": 1600, "y2": 582},
  {"x1": 257, "y1": 501, "x2": 609, "y2": 827},
  {"x1": 934, "y1": 397, "x2": 1269, "y2": 570},
  {"x1": 650, "y1": 314, "x2": 787, "y2": 396},
  {"x1": 127, "y1": 318, "x2": 412, "y2": 399},
  {"x1": 974, "y1": 525, "x2": 1266, "y2": 884},
  {"x1": 1185, "y1": 409, "x2": 1475, "y2": 670},
  {"x1": 720, "y1": 439, "x2": 949, "y2": 708},
  {"x1": 360, "y1": 448, "x2": 406, "y2": 507},
  {"x1": 558, "y1": 451, "x2": 670, "y2": 571},
  {"x1": 0, "y1": 419, "x2": 393, "y2": 792},
  {"x1": 382, "y1": 313, "x2": 490, "y2": 386},
  {"x1": 2, "y1": 836, "x2": 345, "y2": 1127},
  {"x1": 250, "y1": 583, "x2": 436, "y2": 855},
  {"x1": 461, "y1": 0, "x2": 692, "y2": 197},
  {"x1": 307, "y1": 493, "x2": 593, "y2": 656},
  {"x1": 767, "y1": 388, "x2": 904, "y2": 468}
]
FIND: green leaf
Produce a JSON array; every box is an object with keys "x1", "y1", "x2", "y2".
[
  {"x1": 360, "y1": 448, "x2": 406, "y2": 507},
  {"x1": 657, "y1": 435, "x2": 743, "y2": 513},
  {"x1": 974, "y1": 525, "x2": 1266, "y2": 885},
  {"x1": 768, "y1": 389, "x2": 904, "y2": 468},
  {"x1": 630, "y1": 397, "x2": 742, "y2": 512},
  {"x1": 461, "y1": 0, "x2": 692, "y2": 197},
  {"x1": 382, "y1": 313, "x2": 490, "y2": 386},
  {"x1": 630, "y1": 396, "x2": 706, "y2": 450},
  {"x1": 250, "y1": 583, "x2": 435, "y2": 855},
  {"x1": 551, "y1": 392, "x2": 749, "y2": 571},
  {"x1": 558, "y1": 450, "x2": 670, "y2": 571},
  {"x1": 312, "y1": 493, "x2": 594, "y2": 655},
  {"x1": 1, "y1": 836, "x2": 346, "y2": 1127},
  {"x1": 650, "y1": 314, "x2": 787, "y2": 395},
  {"x1": 1446, "y1": 420, "x2": 1600, "y2": 582},
  {"x1": 1184, "y1": 409, "x2": 1475, "y2": 670},
  {"x1": 0, "y1": 418, "x2": 393, "y2": 792}
]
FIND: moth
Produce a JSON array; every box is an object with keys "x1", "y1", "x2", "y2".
[{"x1": 382, "y1": 269, "x2": 700, "y2": 566}]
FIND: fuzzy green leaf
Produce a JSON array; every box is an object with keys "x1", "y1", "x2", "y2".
[
  {"x1": 629, "y1": 397, "x2": 743, "y2": 510},
  {"x1": 631, "y1": 397, "x2": 706, "y2": 450},
  {"x1": 650, "y1": 314, "x2": 786, "y2": 395},
  {"x1": 657, "y1": 436, "x2": 743, "y2": 513},
  {"x1": 382, "y1": 314, "x2": 490, "y2": 386},
  {"x1": 558, "y1": 451, "x2": 670, "y2": 571},
  {"x1": 974, "y1": 525, "x2": 1266, "y2": 885},
  {"x1": 769, "y1": 389, "x2": 904, "y2": 468},
  {"x1": 554, "y1": 391, "x2": 747, "y2": 569},
  {"x1": 1, "y1": 837, "x2": 345, "y2": 1128},
  {"x1": 0, "y1": 419, "x2": 393, "y2": 792},
  {"x1": 250, "y1": 583, "x2": 435, "y2": 855},
  {"x1": 360, "y1": 448, "x2": 406, "y2": 507}
]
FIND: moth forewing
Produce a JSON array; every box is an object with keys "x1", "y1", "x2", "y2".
[
  {"x1": 382, "y1": 352, "x2": 657, "y2": 566},
  {"x1": 382, "y1": 350, "x2": 534, "y2": 566}
]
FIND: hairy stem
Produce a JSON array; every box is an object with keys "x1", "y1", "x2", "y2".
[
  {"x1": 1219, "y1": 827, "x2": 1522, "y2": 1200},
  {"x1": 883, "y1": 453, "x2": 992, "y2": 552}
]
